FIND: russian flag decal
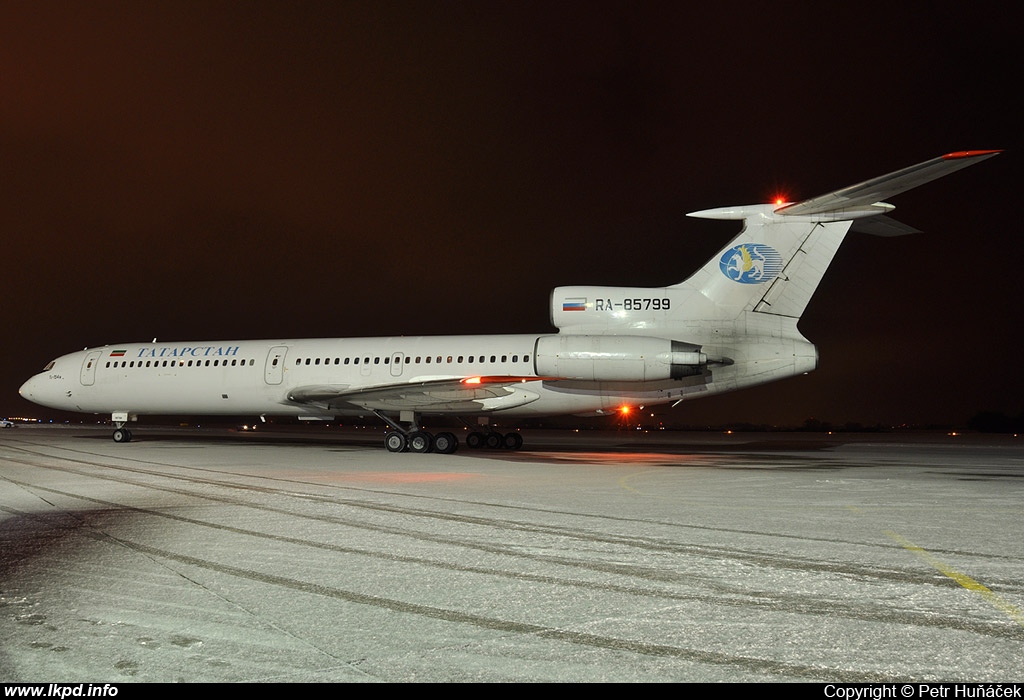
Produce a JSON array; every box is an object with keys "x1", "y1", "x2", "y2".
[{"x1": 562, "y1": 298, "x2": 586, "y2": 312}]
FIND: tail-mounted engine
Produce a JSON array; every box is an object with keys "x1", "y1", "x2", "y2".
[{"x1": 534, "y1": 335, "x2": 706, "y2": 382}]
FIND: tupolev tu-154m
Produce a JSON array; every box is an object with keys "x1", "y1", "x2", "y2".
[{"x1": 20, "y1": 150, "x2": 1001, "y2": 453}]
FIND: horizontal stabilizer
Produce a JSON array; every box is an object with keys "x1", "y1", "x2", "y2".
[
  {"x1": 775, "y1": 150, "x2": 1001, "y2": 217},
  {"x1": 849, "y1": 215, "x2": 921, "y2": 237}
]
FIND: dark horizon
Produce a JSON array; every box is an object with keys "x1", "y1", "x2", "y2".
[
  {"x1": 7, "y1": 407, "x2": 1022, "y2": 436},
  {"x1": 2, "y1": 3, "x2": 1019, "y2": 428}
]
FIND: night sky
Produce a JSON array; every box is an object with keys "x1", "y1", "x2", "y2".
[{"x1": 2, "y1": 2, "x2": 1018, "y2": 427}]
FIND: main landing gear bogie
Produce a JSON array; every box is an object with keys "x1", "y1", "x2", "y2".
[
  {"x1": 374, "y1": 410, "x2": 521, "y2": 454},
  {"x1": 466, "y1": 431, "x2": 522, "y2": 451},
  {"x1": 384, "y1": 430, "x2": 459, "y2": 455}
]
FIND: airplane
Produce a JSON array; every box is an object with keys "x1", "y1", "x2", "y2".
[{"x1": 19, "y1": 150, "x2": 1000, "y2": 453}]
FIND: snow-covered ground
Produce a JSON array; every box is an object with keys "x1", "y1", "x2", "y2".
[{"x1": 2, "y1": 427, "x2": 1021, "y2": 682}]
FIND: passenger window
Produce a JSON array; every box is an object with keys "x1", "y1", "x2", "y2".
[
  {"x1": 501, "y1": 355, "x2": 507, "y2": 362},
  {"x1": 524, "y1": 354, "x2": 530, "y2": 362},
  {"x1": 354, "y1": 357, "x2": 360, "y2": 365},
  {"x1": 512, "y1": 355, "x2": 518, "y2": 362},
  {"x1": 490, "y1": 355, "x2": 496, "y2": 363},
  {"x1": 425, "y1": 356, "x2": 431, "y2": 363},
  {"x1": 447, "y1": 356, "x2": 453, "y2": 363},
  {"x1": 458, "y1": 356, "x2": 464, "y2": 363}
]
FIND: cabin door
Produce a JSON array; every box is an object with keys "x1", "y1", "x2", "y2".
[
  {"x1": 264, "y1": 346, "x2": 288, "y2": 385},
  {"x1": 80, "y1": 351, "x2": 102, "y2": 386},
  {"x1": 390, "y1": 352, "x2": 404, "y2": 377}
]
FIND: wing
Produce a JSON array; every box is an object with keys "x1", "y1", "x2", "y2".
[{"x1": 286, "y1": 376, "x2": 546, "y2": 413}]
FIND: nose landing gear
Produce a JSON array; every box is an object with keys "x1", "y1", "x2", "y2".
[{"x1": 110, "y1": 412, "x2": 135, "y2": 443}]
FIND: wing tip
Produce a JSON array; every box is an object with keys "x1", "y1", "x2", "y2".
[{"x1": 942, "y1": 149, "x2": 1003, "y2": 160}]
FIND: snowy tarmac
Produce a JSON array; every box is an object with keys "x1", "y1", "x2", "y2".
[{"x1": 1, "y1": 425, "x2": 1022, "y2": 682}]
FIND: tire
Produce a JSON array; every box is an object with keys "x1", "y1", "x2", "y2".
[
  {"x1": 484, "y1": 432, "x2": 503, "y2": 449},
  {"x1": 112, "y1": 428, "x2": 132, "y2": 443},
  {"x1": 384, "y1": 431, "x2": 407, "y2": 453},
  {"x1": 466, "y1": 432, "x2": 485, "y2": 449},
  {"x1": 408, "y1": 431, "x2": 433, "y2": 453},
  {"x1": 502, "y1": 432, "x2": 523, "y2": 450},
  {"x1": 433, "y1": 432, "x2": 458, "y2": 454}
]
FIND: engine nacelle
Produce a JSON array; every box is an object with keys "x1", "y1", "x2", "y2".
[{"x1": 534, "y1": 335, "x2": 706, "y2": 382}]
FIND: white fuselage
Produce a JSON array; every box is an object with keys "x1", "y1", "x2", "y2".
[{"x1": 18, "y1": 332, "x2": 815, "y2": 421}]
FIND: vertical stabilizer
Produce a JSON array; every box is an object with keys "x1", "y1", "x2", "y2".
[
  {"x1": 550, "y1": 151, "x2": 999, "y2": 339},
  {"x1": 678, "y1": 205, "x2": 853, "y2": 320},
  {"x1": 679, "y1": 150, "x2": 1001, "y2": 324}
]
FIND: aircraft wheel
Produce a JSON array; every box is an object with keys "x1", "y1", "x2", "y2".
[
  {"x1": 434, "y1": 432, "x2": 458, "y2": 454},
  {"x1": 466, "y1": 432, "x2": 485, "y2": 449},
  {"x1": 112, "y1": 428, "x2": 132, "y2": 443},
  {"x1": 484, "y1": 432, "x2": 503, "y2": 449},
  {"x1": 384, "y1": 431, "x2": 407, "y2": 453},
  {"x1": 408, "y1": 430, "x2": 433, "y2": 453},
  {"x1": 503, "y1": 432, "x2": 523, "y2": 450}
]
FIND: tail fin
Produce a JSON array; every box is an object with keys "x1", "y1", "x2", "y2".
[
  {"x1": 548, "y1": 151, "x2": 999, "y2": 337},
  {"x1": 678, "y1": 150, "x2": 1001, "y2": 321}
]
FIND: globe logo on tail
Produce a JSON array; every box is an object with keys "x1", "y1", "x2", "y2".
[{"x1": 719, "y1": 244, "x2": 783, "y2": 284}]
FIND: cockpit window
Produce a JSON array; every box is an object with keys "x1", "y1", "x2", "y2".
[{"x1": 42, "y1": 361, "x2": 55, "y2": 372}]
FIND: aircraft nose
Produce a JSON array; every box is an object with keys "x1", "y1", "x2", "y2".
[
  {"x1": 20, "y1": 373, "x2": 57, "y2": 406},
  {"x1": 19, "y1": 375, "x2": 39, "y2": 400}
]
